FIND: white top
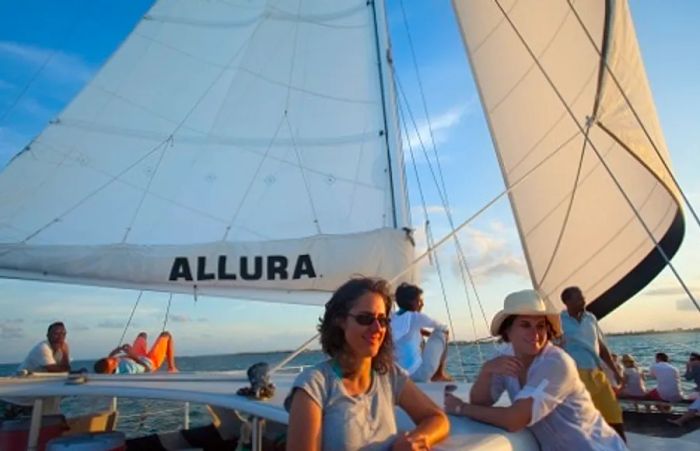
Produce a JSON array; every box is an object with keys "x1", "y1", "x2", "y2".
[
  {"x1": 17, "y1": 341, "x2": 63, "y2": 372},
  {"x1": 490, "y1": 343, "x2": 627, "y2": 451},
  {"x1": 620, "y1": 367, "x2": 646, "y2": 397},
  {"x1": 650, "y1": 362, "x2": 683, "y2": 402},
  {"x1": 391, "y1": 311, "x2": 446, "y2": 374}
]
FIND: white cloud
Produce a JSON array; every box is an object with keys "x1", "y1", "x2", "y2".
[
  {"x1": 402, "y1": 106, "x2": 466, "y2": 159},
  {"x1": 0, "y1": 41, "x2": 94, "y2": 85},
  {"x1": 0, "y1": 319, "x2": 25, "y2": 339},
  {"x1": 644, "y1": 286, "x2": 699, "y2": 297},
  {"x1": 450, "y1": 225, "x2": 529, "y2": 283},
  {"x1": 676, "y1": 297, "x2": 700, "y2": 312},
  {"x1": 97, "y1": 319, "x2": 127, "y2": 329}
]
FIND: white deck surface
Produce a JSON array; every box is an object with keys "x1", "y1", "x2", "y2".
[{"x1": 2, "y1": 371, "x2": 698, "y2": 449}]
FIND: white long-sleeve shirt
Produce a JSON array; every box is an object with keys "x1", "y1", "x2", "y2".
[{"x1": 391, "y1": 311, "x2": 446, "y2": 374}]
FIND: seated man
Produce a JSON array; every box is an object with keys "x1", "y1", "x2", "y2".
[
  {"x1": 18, "y1": 322, "x2": 71, "y2": 373},
  {"x1": 647, "y1": 352, "x2": 684, "y2": 402},
  {"x1": 94, "y1": 331, "x2": 178, "y2": 374}
]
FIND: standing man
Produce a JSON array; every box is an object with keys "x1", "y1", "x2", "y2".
[
  {"x1": 18, "y1": 321, "x2": 71, "y2": 373},
  {"x1": 560, "y1": 286, "x2": 625, "y2": 440}
]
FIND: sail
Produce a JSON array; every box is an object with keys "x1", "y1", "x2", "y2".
[
  {"x1": 452, "y1": 0, "x2": 684, "y2": 317},
  {"x1": 0, "y1": 0, "x2": 412, "y2": 305}
]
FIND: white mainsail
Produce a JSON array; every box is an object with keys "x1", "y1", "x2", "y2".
[
  {"x1": 452, "y1": 0, "x2": 684, "y2": 316},
  {"x1": 0, "y1": 0, "x2": 412, "y2": 304}
]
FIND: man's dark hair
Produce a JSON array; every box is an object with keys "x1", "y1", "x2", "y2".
[
  {"x1": 656, "y1": 352, "x2": 669, "y2": 362},
  {"x1": 560, "y1": 286, "x2": 582, "y2": 303},
  {"x1": 47, "y1": 322, "x2": 65, "y2": 335},
  {"x1": 94, "y1": 358, "x2": 112, "y2": 374},
  {"x1": 690, "y1": 352, "x2": 700, "y2": 361},
  {"x1": 395, "y1": 283, "x2": 423, "y2": 311}
]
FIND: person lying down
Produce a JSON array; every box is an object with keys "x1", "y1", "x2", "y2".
[{"x1": 94, "y1": 331, "x2": 178, "y2": 374}]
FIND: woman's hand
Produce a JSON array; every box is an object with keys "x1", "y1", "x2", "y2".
[
  {"x1": 392, "y1": 431, "x2": 431, "y2": 450},
  {"x1": 482, "y1": 356, "x2": 522, "y2": 377},
  {"x1": 444, "y1": 392, "x2": 465, "y2": 416}
]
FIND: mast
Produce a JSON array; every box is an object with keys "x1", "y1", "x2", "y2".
[{"x1": 370, "y1": 0, "x2": 410, "y2": 230}]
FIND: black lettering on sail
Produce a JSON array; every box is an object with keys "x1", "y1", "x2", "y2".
[
  {"x1": 293, "y1": 254, "x2": 317, "y2": 279},
  {"x1": 197, "y1": 256, "x2": 215, "y2": 281},
  {"x1": 218, "y1": 255, "x2": 237, "y2": 280},
  {"x1": 240, "y1": 256, "x2": 263, "y2": 280},
  {"x1": 267, "y1": 256, "x2": 288, "y2": 280},
  {"x1": 169, "y1": 257, "x2": 193, "y2": 281}
]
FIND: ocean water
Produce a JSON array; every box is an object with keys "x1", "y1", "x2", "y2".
[{"x1": 2, "y1": 331, "x2": 698, "y2": 437}]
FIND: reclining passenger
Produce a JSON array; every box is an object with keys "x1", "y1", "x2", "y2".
[{"x1": 94, "y1": 331, "x2": 178, "y2": 374}]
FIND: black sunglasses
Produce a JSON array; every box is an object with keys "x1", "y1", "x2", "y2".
[{"x1": 348, "y1": 313, "x2": 390, "y2": 328}]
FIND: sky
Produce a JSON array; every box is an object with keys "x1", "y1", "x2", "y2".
[{"x1": 0, "y1": 0, "x2": 698, "y2": 364}]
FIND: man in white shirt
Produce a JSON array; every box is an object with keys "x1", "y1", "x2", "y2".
[
  {"x1": 648, "y1": 352, "x2": 683, "y2": 402},
  {"x1": 18, "y1": 322, "x2": 71, "y2": 373},
  {"x1": 390, "y1": 283, "x2": 451, "y2": 382}
]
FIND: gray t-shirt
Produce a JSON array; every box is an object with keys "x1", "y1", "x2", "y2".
[{"x1": 285, "y1": 360, "x2": 408, "y2": 451}]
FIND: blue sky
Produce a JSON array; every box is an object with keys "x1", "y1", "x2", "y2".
[{"x1": 0, "y1": 0, "x2": 698, "y2": 363}]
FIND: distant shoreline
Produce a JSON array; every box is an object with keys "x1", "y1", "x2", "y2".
[{"x1": 606, "y1": 327, "x2": 700, "y2": 337}]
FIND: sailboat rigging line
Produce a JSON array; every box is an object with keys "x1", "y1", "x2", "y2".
[
  {"x1": 122, "y1": 138, "x2": 171, "y2": 243},
  {"x1": 564, "y1": 0, "x2": 700, "y2": 230},
  {"x1": 282, "y1": 6, "x2": 322, "y2": 235},
  {"x1": 117, "y1": 291, "x2": 144, "y2": 348},
  {"x1": 220, "y1": 102, "x2": 286, "y2": 241},
  {"x1": 286, "y1": 115, "x2": 322, "y2": 234},
  {"x1": 0, "y1": 6, "x2": 87, "y2": 126},
  {"x1": 399, "y1": 101, "x2": 470, "y2": 377},
  {"x1": 162, "y1": 293, "x2": 173, "y2": 333},
  {"x1": 395, "y1": 75, "x2": 490, "y2": 333},
  {"x1": 270, "y1": 332, "x2": 320, "y2": 375},
  {"x1": 13, "y1": 16, "x2": 271, "y2": 246},
  {"x1": 491, "y1": 0, "x2": 699, "y2": 312},
  {"x1": 397, "y1": 0, "x2": 449, "y2": 201},
  {"x1": 537, "y1": 125, "x2": 592, "y2": 287},
  {"x1": 389, "y1": 128, "x2": 584, "y2": 285},
  {"x1": 369, "y1": 0, "x2": 398, "y2": 229}
]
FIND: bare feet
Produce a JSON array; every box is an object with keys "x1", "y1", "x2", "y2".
[
  {"x1": 432, "y1": 372, "x2": 454, "y2": 382},
  {"x1": 168, "y1": 367, "x2": 179, "y2": 373}
]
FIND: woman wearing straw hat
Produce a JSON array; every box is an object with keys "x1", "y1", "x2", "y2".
[{"x1": 444, "y1": 289, "x2": 627, "y2": 450}]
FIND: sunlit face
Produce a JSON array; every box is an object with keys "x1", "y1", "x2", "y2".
[
  {"x1": 507, "y1": 315, "x2": 549, "y2": 356},
  {"x1": 47, "y1": 325, "x2": 67, "y2": 347},
  {"x1": 342, "y1": 292, "x2": 388, "y2": 359},
  {"x1": 414, "y1": 294, "x2": 425, "y2": 312}
]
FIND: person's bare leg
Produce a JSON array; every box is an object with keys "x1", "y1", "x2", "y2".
[
  {"x1": 164, "y1": 333, "x2": 177, "y2": 372},
  {"x1": 668, "y1": 409, "x2": 698, "y2": 426},
  {"x1": 431, "y1": 332, "x2": 453, "y2": 382}
]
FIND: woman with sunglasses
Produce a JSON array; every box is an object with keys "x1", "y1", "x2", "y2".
[
  {"x1": 444, "y1": 290, "x2": 626, "y2": 450},
  {"x1": 286, "y1": 277, "x2": 449, "y2": 451}
]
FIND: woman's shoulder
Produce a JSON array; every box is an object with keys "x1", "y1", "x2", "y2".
[
  {"x1": 538, "y1": 343, "x2": 577, "y2": 372},
  {"x1": 294, "y1": 360, "x2": 334, "y2": 384}
]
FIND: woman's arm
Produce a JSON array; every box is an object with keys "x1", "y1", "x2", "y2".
[
  {"x1": 448, "y1": 396, "x2": 533, "y2": 433},
  {"x1": 396, "y1": 380, "x2": 449, "y2": 448},
  {"x1": 287, "y1": 390, "x2": 322, "y2": 451},
  {"x1": 470, "y1": 356, "x2": 522, "y2": 406}
]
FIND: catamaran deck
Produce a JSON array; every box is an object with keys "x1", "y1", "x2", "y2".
[{"x1": 1, "y1": 371, "x2": 698, "y2": 450}]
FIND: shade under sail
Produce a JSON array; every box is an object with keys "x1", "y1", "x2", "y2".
[{"x1": 452, "y1": 0, "x2": 684, "y2": 317}]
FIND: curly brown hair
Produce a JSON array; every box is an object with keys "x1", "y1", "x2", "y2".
[{"x1": 318, "y1": 277, "x2": 394, "y2": 375}]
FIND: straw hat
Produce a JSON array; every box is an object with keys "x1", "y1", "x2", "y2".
[{"x1": 490, "y1": 289, "x2": 562, "y2": 337}]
